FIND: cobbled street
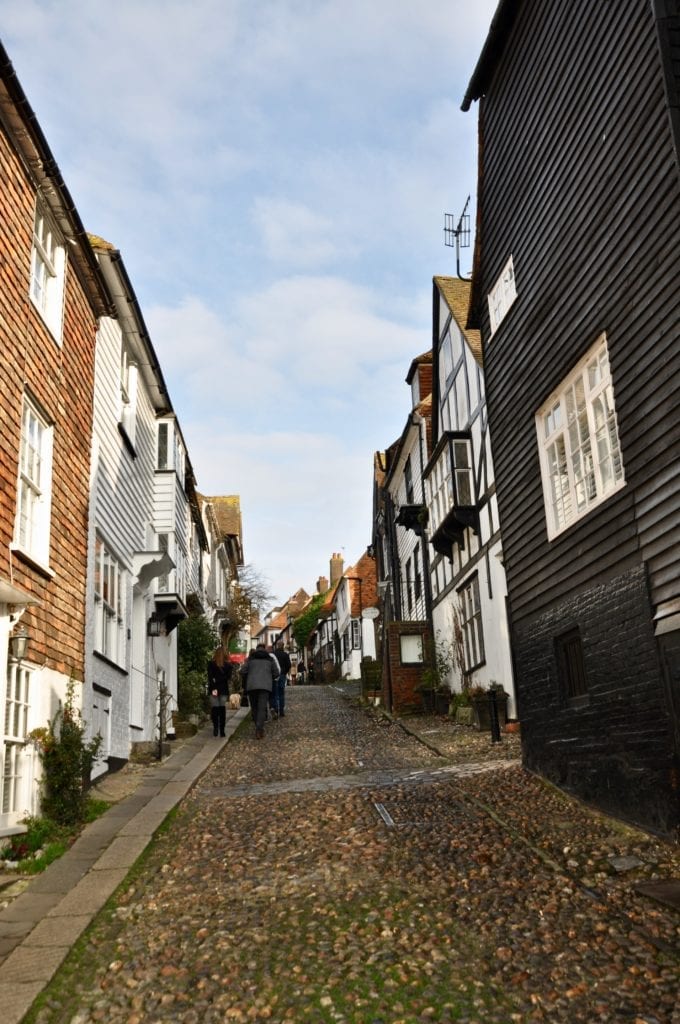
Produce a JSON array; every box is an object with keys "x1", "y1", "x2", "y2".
[{"x1": 27, "y1": 685, "x2": 680, "y2": 1024}]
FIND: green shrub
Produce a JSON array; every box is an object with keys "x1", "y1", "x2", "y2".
[
  {"x1": 30, "y1": 680, "x2": 102, "y2": 827},
  {"x1": 177, "y1": 613, "x2": 217, "y2": 718},
  {"x1": 0, "y1": 798, "x2": 110, "y2": 874},
  {"x1": 177, "y1": 668, "x2": 208, "y2": 718}
]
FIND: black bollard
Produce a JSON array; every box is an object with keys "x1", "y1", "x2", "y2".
[{"x1": 488, "y1": 687, "x2": 502, "y2": 744}]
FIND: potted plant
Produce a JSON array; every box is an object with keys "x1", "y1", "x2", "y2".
[
  {"x1": 415, "y1": 671, "x2": 437, "y2": 712},
  {"x1": 417, "y1": 632, "x2": 458, "y2": 714},
  {"x1": 470, "y1": 682, "x2": 509, "y2": 731},
  {"x1": 449, "y1": 688, "x2": 473, "y2": 725}
]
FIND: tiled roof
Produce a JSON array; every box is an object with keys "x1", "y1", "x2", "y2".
[
  {"x1": 373, "y1": 451, "x2": 386, "y2": 489},
  {"x1": 415, "y1": 393, "x2": 432, "y2": 418},
  {"x1": 320, "y1": 581, "x2": 339, "y2": 615},
  {"x1": 434, "y1": 276, "x2": 483, "y2": 366},
  {"x1": 87, "y1": 233, "x2": 116, "y2": 252},
  {"x1": 268, "y1": 609, "x2": 289, "y2": 630},
  {"x1": 406, "y1": 349, "x2": 432, "y2": 384},
  {"x1": 209, "y1": 495, "x2": 242, "y2": 539}
]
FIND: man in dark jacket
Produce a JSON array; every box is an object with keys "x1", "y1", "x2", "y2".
[
  {"x1": 240, "y1": 644, "x2": 279, "y2": 739},
  {"x1": 273, "y1": 640, "x2": 292, "y2": 718}
]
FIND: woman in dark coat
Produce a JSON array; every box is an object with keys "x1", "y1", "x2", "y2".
[
  {"x1": 240, "y1": 644, "x2": 279, "y2": 739},
  {"x1": 207, "y1": 647, "x2": 233, "y2": 737}
]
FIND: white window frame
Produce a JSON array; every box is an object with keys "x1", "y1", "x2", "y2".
[
  {"x1": 94, "y1": 536, "x2": 126, "y2": 664},
  {"x1": 120, "y1": 350, "x2": 138, "y2": 447},
  {"x1": 14, "y1": 397, "x2": 54, "y2": 567},
  {"x1": 487, "y1": 255, "x2": 517, "y2": 335},
  {"x1": 157, "y1": 419, "x2": 185, "y2": 479},
  {"x1": 30, "y1": 200, "x2": 66, "y2": 342},
  {"x1": 351, "y1": 619, "x2": 361, "y2": 650},
  {"x1": 1, "y1": 663, "x2": 32, "y2": 824},
  {"x1": 460, "y1": 575, "x2": 484, "y2": 672},
  {"x1": 400, "y1": 634, "x2": 423, "y2": 664},
  {"x1": 536, "y1": 334, "x2": 625, "y2": 540}
]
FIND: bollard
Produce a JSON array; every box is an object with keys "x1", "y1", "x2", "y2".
[{"x1": 488, "y1": 687, "x2": 502, "y2": 744}]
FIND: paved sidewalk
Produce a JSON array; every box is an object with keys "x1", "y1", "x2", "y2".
[{"x1": 0, "y1": 708, "x2": 249, "y2": 1024}]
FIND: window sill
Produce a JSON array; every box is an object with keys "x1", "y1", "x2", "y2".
[
  {"x1": 30, "y1": 296, "x2": 63, "y2": 347},
  {"x1": 10, "y1": 545, "x2": 55, "y2": 580},
  {"x1": 93, "y1": 650, "x2": 127, "y2": 674}
]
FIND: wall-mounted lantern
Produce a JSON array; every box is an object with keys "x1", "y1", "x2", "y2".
[
  {"x1": 147, "y1": 615, "x2": 164, "y2": 637},
  {"x1": 9, "y1": 624, "x2": 29, "y2": 661}
]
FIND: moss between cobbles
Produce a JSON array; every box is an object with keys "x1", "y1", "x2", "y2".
[
  {"x1": 22, "y1": 803, "x2": 185, "y2": 1024},
  {"x1": 21, "y1": 796, "x2": 518, "y2": 1024},
  {"x1": 239, "y1": 885, "x2": 514, "y2": 1023}
]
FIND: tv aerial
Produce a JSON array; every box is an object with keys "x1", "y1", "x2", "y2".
[{"x1": 444, "y1": 195, "x2": 471, "y2": 281}]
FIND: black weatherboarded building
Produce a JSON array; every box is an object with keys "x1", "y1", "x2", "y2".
[{"x1": 463, "y1": 0, "x2": 680, "y2": 837}]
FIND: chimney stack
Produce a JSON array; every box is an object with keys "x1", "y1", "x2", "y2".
[
  {"x1": 330, "y1": 552, "x2": 344, "y2": 585},
  {"x1": 317, "y1": 575, "x2": 329, "y2": 594}
]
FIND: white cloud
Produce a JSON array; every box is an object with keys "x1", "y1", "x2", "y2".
[
  {"x1": 184, "y1": 422, "x2": 373, "y2": 600},
  {"x1": 146, "y1": 275, "x2": 426, "y2": 428},
  {"x1": 1, "y1": 0, "x2": 499, "y2": 601},
  {"x1": 252, "y1": 197, "x2": 348, "y2": 269}
]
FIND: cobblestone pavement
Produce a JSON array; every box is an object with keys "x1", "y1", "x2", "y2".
[{"x1": 25, "y1": 683, "x2": 680, "y2": 1024}]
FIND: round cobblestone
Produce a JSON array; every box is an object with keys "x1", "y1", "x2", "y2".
[{"x1": 25, "y1": 683, "x2": 680, "y2": 1024}]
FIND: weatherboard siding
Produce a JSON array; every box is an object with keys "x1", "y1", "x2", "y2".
[
  {"x1": 475, "y1": 0, "x2": 680, "y2": 622},
  {"x1": 469, "y1": 0, "x2": 680, "y2": 834}
]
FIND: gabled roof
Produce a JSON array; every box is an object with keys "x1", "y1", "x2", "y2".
[
  {"x1": 406, "y1": 349, "x2": 432, "y2": 385},
  {"x1": 461, "y1": 0, "x2": 519, "y2": 112},
  {"x1": 0, "y1": 44, "x2": 113, "y2": 319},
  {"x1": 89, "y1": 234, "x2": 173, "y2": 413},
  {"x1": 373, "y1": 451, "x2": 387, "y2": 489},
  {"x1": 348, "y1": 549, "x2": 378, "y2": 612},
  {"x1": 210, "y1": 496, "x2": 242, "y2": 540},
  {"x1": 319, "y1": 580, "x2": 340, "y2": 617},
  {"x1": 268, "y1": 609, "x2": 289, "y2": 631},
  {"x1": 434, "y1": 276, "x2": 482, "y2": 365}
]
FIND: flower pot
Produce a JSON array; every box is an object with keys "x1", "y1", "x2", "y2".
[
  {"x1": 419, "y1": 690, "x2": 435, "y2": 713},
  {"x1": 472, "y1": 693, "x2": 508, "y2": 731},
  {"x1": 435, "y1": 691, "x2": 450, "y2": 716}
]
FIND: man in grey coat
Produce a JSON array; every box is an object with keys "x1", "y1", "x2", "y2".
[{"x1": 240, "y1": 644, "x2": 280, "y2": 739}]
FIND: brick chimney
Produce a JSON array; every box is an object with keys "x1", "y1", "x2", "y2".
[
  {"x1": 317, "y1": 575, "x2": 329, "y2": 594},
  {"x1": 330, "y1": 552, "x2": 344, "y2": 585}
]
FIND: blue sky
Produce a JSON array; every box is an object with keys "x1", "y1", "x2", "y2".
[{"x1": 1, "y1": 0, "x2": 498, "y2": 605}]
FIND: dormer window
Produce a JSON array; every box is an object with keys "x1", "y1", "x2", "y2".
[{"x1": 157, "y1": 419, "x2": 185, "y2": 478}]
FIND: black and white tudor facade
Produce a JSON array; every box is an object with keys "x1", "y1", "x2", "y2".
[{"x1": 425, "y1": 277, "x2": 515, "y2": 715}]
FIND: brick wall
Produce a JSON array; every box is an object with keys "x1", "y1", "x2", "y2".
[
  {"x1": 385, "y1": 621, "x2": 431, "y2": 713},
  {"x1": 0, "y1": 128, "x2": 98, "y2": 683},
  {"x1": 513, "y1": 565, "x2": 678, "y2": 835}
]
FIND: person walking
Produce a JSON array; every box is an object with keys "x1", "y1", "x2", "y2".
[
  {"x1": 273, "y1": 640, "x2": 292, "y2": 718},
  {"x1": 207, "y1": 647, "x2": 233, "y2": 737},
  {"x1": 240, "y1": 644, "x2": 279, "y2": 739},
  {"x1": 296, "y1": 660, "x2": 306, "y2": 685}
]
